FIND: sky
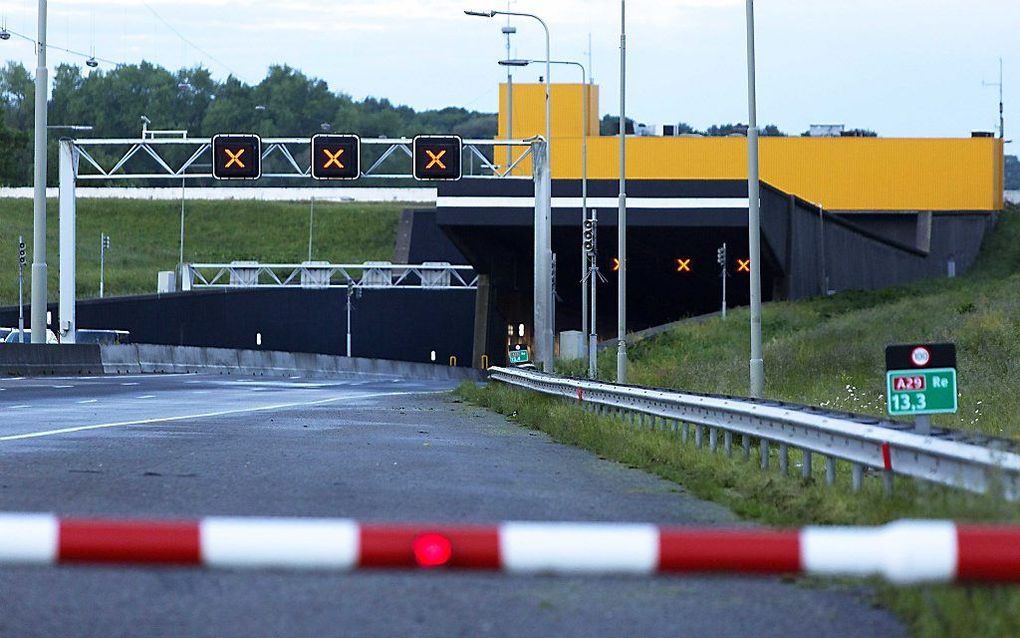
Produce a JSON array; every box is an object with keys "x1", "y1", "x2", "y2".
[{"x1": 0, "y1": 0, "x2": 1015, "y2": 138}]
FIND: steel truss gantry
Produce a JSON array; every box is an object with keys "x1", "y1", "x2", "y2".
[
  {"x1": 57, "y1": 136, "x2": 555, "y2": 372},
  {"x1": 182, "y1": 262, "x2": 479, "y2": 291}
]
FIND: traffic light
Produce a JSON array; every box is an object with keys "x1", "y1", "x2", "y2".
[
  {"x1": 583, "y1": 219, "x2": 596, "y2": 256},
  {"x1": 716, "y1": 244, "x2": 727, "y2": 267},
  {"x1": 18, "y1": 238, "x2": 26, "y2": 267},
  {"x1": 212, "y1": 134, "x2": 261, "y2": 180},
  {"x1": 102, "y1": 234, "x2": 111, "y2": 250},
  {"x1": 311, "y1": 134, "x2": 360, "y2": 180},
  {"x1": 412, "y1": 135, "x2": 462, "y2": 181}
]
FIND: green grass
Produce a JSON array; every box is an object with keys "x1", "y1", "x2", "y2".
[
  {"x1": 559, "y1": 206, "x2": 1020, "y2": 440},
  {"x1": 461, "y1": 206, "x2": 1020, "y2": 637},
  {"x1": 0, "y1": 198, "x2": 408, "y2": 305}
]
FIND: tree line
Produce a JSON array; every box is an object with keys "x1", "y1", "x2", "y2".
[{"x1": 0, "y1": 61, "x2": 498, "y2": 186}]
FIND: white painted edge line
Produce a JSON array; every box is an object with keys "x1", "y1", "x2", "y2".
[{"x1": 0, "y1": 390, "x2": 448, "y2": 443}]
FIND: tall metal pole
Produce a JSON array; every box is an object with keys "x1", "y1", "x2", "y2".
[
  {"x1": 99, "y1": 234, "x2": 105, "y2": 298},
  {"x1": 178, "y1": 177, "x2": 185, "y2": 269},
  {"x1": 746, "y1": 0, "x2": 765, "y2": 398},
  {"x1": 346, "y1": 285, "x2": 353, "y2": 357},
  {"x1": 578, "y1": 63, "x2": 589, "y2": 360},
  {"x1": 588, "y1": 209, "x2": 599, "y2": 379},
  {"x1": 504, "y1": 18, "x2": 514, "y2": 174},
  {"x1": 18, "y1": 236, "x2": 25, "y2": 344},
  {"x1": 616, "y1": 0, "x2": 628, "y2": 383},
  {"x1": 30, "y1": 0, "x2": 48, "y2": 343},
  {"x1": 999, "y1": 57, "x2": 1005, "y2": 140},
  {"x1": 533, "y1": 138, "x2": 554, "y2": 372},
  {"x1": 308, "y1": 196, "x2": 315, "y2": 261},
  {"x1": 58, "y1": 138, "x2": 75, "y2": 343},
  {"x1": 541, "y1": 18, "x2": 553, "y2": 371}
]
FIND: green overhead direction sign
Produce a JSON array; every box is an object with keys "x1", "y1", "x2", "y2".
[{"x1": 885, "y1": 343, "x2": 958, "y2": 417}]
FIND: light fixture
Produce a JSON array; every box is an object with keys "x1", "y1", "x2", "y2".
[
  {"x1": 464, "y1": 9, "x2": 496, "y2": 17},
  {"x1": 0, "y1": 29, "x2": 10, "y2": 41},
  {"x1": 86, "y1": 56, "x2": 98, "y2": 68},
  {"x1": 497, "y1": 59, "x2": 530, "y2": 67}
]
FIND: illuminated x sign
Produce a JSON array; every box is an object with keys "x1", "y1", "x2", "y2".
[
  {"x1": 311, "y1": 134, "x2": 360, "y2": 180},
  {"x1": 737, "y1": 259, "x2": 751, "y2": 273},
  {"x1": 413, "y1": 135, "x2": 462, "y2": 181},
  {"x1": 212, "y1": 134, "x2": 261, "y2": 180},
  {"x1": 612, "y1": 257, "x2": 620, "y2": 272},
  {"x1": 675, "y1": 258, "x2": 692, "y2": 273}
]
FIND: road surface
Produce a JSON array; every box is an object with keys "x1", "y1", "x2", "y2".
[{"x1": 0, "y1": 373, "x2": 903, "y2": 637}]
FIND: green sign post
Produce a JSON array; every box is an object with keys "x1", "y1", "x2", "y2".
[
  {"x1": 509, "y1": 348, "x2": 530, "y2": 365},
  {"x1": 885, "y1": 368, "x2": 958, "y2": 416}
]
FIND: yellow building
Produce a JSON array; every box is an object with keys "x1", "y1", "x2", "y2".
[{"x1": 497, "y1": 82, "x2": 1004, "y2": 212}]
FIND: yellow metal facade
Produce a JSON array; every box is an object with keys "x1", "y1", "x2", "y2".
[{"x1": 499, "y1": 82, "x2": 1004, "y2": 212}]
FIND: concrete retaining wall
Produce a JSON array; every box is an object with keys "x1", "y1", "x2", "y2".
[
  {"x1": 0, "y1": 344, "x2": 104, "y2": 376},
  {"x1": 100, "y1": 344, "x2": 482, "y2": 381}
]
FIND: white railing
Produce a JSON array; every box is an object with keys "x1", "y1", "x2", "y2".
[
  {"x1": 489, "y1": 367, "x2": 1020, "y2": 500},
  {"x1": 182, "y1": 261, "x2": 478, "y2": 291}
]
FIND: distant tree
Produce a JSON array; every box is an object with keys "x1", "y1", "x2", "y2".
[
  {"x1": 842, "y1": 128, "x2": 878, "y2": 137},
  {"x1": 1005, "y1": 155, "x2": 1020, "y2": 190},
  {"x1": 600, "y1": 114, "x2": 635, "y2": 135}
]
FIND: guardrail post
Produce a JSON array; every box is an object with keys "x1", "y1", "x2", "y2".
[
  {"x1": 802, "y1": 450, "x2": 813, "y2": 479},
  {"x1": 779, "y1": 443, "x2": 789, "y2": 476},
  {"x1": 742, "y1": 435, "x2": 751, "y2": 460},
  {"x1": 851, "y1": 463, "x2": 864, "y2": 492},
  {"x1": 695, "y1": 425, "x2": 704, "y2": 449},
  {"x1": 724, "y1": 431, "x2": 733, "y2": 457},
  {"x1": 883, "y1": 470, "x2": 894, "y2": 496},
  {"x1": 825, "y1": 456, "x2": 837, "y2": 485},
  {"x1": 709, "y1": 427, "x2": 718, "y2": 452},
  {"x1": 639, "y1": 413, "x2": 646, "y2": 428},
  {"x1": 681, "y1": 423, "x2": 689, "y2": 443},
  {"x1": 671, "y1": 419, "x2": 679, "y2": 436},
  {"x1": 760, "y1": 440, "x2": 770, "y2": 470}
]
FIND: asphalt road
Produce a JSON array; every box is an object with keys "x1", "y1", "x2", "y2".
[{"x1": 0, "y1": 373, "x2": 904, "y2": 637}]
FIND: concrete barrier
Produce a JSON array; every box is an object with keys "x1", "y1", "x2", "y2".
[
  {"x1": 0, "y1": 344, "x2": 104, "y2": 376},
  {"x1": 100, "y1": 344, "x2": 482, "y2": 381}
]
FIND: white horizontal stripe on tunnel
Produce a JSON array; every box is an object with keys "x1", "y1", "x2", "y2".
[{"x1": 437, "y1": 196, "x2": 750, "y2": 209}]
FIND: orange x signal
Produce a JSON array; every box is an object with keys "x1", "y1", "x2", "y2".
[
  {"x1": 425, "y1": 149, "x2": 447, "y2": 170},
  {"x1": 737, "y1": 259, "x2": 751, "y2": 273},
  {"x1": 612, "y1": 257, "x2": 620, "y2": 272},
  {"x1": 676, "y1": 258, "x2": 692, "y2": 273},
  {"x1": 323, "y1": 148, "x2": 345, "y2": 169},
  {"x1": 224, "y1": 148, "x2": 246, "y2": 169}
]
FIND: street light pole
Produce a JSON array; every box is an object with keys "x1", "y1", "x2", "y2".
[
  {"x1": 30, "y1": 0, "x2": 48, "y2": 343},
  {"x1": 466, "y1": 8, "x2": 554, "y2": 371},
  {"x1": 617, "y1": 0, "x2": 628, "y2": 383},
  {"x1": 746, "y1": 0, "x2": 765, "y2": 398}
]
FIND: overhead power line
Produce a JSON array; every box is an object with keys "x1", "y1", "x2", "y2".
[{"x1": 141, "y1": 2, "x2": 239, "y2": 78}]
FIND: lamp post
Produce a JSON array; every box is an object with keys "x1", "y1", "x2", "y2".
[
  {"x1": 617, "y1": 0, "x2": 628, "y2": 383},
  {"x1": 500, "y1": 58, "x2": 590, "y2": 361},
  {"x1": 30, "y1": 0, "x2": 48, "y2": 343},
  {"x1": 466, "y1": 8, "x2": 554, "y2": 371},
  {"x1": 746, "y1": 0, "x2": 765, "y2": 398}
]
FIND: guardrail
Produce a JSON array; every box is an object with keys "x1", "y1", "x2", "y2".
[
  {"x1": 0, "y1": 513, "x2": 1014, "y2": 583},
  {"x1": 488, "y1": 367, "x2": 1020, "y2": 500}
]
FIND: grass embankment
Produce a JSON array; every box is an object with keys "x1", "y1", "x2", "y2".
[
  {"x1": 0, "y1": 198, "x2": 406, "y2": 305},
  {"x1": 460, "y1": 207, "x2": 1020, "y2": 637}
]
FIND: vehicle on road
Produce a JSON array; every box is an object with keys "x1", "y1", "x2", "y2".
[
  {"x1": 74, "y1": 329, "x2": 131, "y2": 345},
  {"x1": 4, "y1": 329, "x2": 59, "y2": 344}
]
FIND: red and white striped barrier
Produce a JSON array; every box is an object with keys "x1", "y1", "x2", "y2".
[{"x1": 0, "y1": 515, "x2": 1017, "y2": 584}]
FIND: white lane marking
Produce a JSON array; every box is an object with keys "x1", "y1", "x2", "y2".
[
  {"x1": 8, "y1": 405, "x2": 30, "y2": 410},
  {"x1": 77, "y1": 399, "x2": 98, "y2": 405},
  {"x1": 0, "y1": 390, "x2": 448, "y2": 442},
  {"x1": 52, "y1": 385, "x2": 74, "y2": 389},
  {"x1": 137, "y1": 395, "x2": 156, "y2": 400},
  {"x1": 121, "y1": 383, "x2": 140, "y2": 386}
]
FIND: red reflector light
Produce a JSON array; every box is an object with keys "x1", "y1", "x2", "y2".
[{"x1": 413, "y1": 533, "x2": 453, "y2": 568}]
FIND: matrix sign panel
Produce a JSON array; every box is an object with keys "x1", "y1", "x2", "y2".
[
  {"x1": 311, "y1": 134, "x2": 360, "y2": 180},
  {"x1": 413, "y1": 135, "x2": 462, "y2": 181},
  {"x1": 885, "y1": 343, "x2": 958, "y2": 416},
  {"x1": 212, "y1": 134, "x2": 261, "y2": 180}
]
